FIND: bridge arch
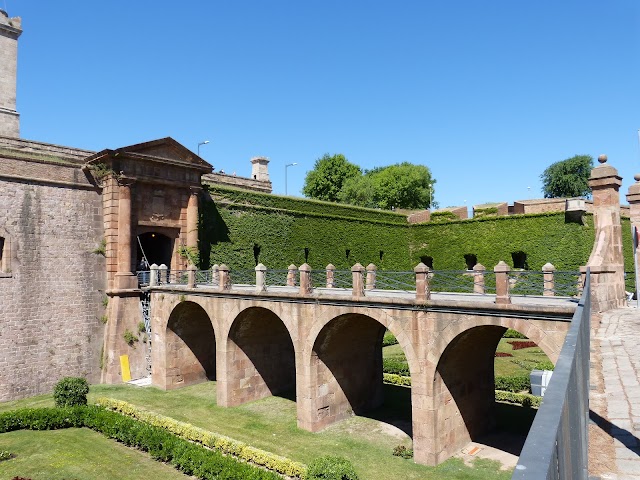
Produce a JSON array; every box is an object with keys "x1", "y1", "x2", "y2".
[
  {"x1": 299, "y1": 310, "x2": 419, "y2": 433},
  {"x1": 219, "y1": 306, "x2": 296, "y2": 407},
  {"x1": 161, "y1": 300, "x2": 216, "y2": 389},
  {"x1": 426, "y1": 315, "x2": 565, "y2": 463}
]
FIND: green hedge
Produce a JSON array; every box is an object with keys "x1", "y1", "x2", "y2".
[
  {"x1": 97, "y1": 397, "x2": 306, "y2": 478},
  {"x1": 0, "y1": 406, "x2": 280, "y2": 480},
  {"x1": 494, "y1": 374, "x2": 531, "y2": 393},
  {"x1": 199, "y1": 186, "x2": 635, "y2": 277},
  {"x1": 382, "y1": 358, "x2": 410, "y2": 376}
]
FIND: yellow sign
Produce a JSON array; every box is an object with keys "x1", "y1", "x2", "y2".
[{"x1": 120, "y1": 354, "x2": 131, "y2": 382}]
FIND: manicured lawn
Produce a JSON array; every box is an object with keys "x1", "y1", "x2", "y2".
[
  {"x1": 1, "y1": 382, "x2": 513, "y2": 480},
  {"x1": 0, "y1": 428, "x2": 188, "y2": 480}
]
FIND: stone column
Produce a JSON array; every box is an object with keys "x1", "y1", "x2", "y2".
[
  {"x1": 473, "y1": 263, "x2": 485, "y2": 294},
  {"x1": 494, "y1": 261, "x2": 511, "y2": 305},
  {"x1": 149, "y1": 263, "x2": 159, "y2": 287},
  {"x1": 585, "y1": 155, "x2": 626, "y2": 313},
  {"x1": 326, "y1": 264, "x2": 335, "y2": 288},
  {"x1": 626, "y1": 174, "x2": 640, "y2": 299},
  {"x1": 351, "y1": 263, "x2": 365, "y2": 297},
  {"x1": 255, "y1": 263, "x2": 267, "y2": 292},
  {"x1": 187, "y1": 264, "x2": 196, "y2": 288},
  {"x1": 299, "y1": 263, "x2": 312, "y2": 295},
  {"x1": 287, "y1": 264, "x2": 297, "y2": 287},
  {"x1": 211, "y1": 264, "x2": 219, "y2": 286},
  {"x1": 186, "y1": 187, "x2": 200, "y2": 250},
  {"x1": 218, "y1": 264, "x2": 230, "y2": 291},
  {"x1": 415, "y1": 263, "x2": 430, "y2": 302},
  {"x1": 114, "y1": 178, "x2": 137, "y2": 289},
  {"x1": 542, "y1": 263, "x2": 556, "y2": 296},
  {"x1": 159, "y1": 264, "x2": 168, "y2": 285},
  {"x1": 366, "y1": 263, "x2": 377, "y2": 290}
]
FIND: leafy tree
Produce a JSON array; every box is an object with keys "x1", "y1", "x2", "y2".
[
  {"x1": 339, "y1": 162, "x2": 435, "y2": 209},
  {"x1": 302, "y1": 154, "x2": 361, "y2": 202},
  {"x1": 540, "y1": 155, "x2": 593, "y2": 198}
]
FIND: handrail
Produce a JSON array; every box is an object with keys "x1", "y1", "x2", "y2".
[{"x1": 511, "y1": 270, "x2": 590, "y2": 479}]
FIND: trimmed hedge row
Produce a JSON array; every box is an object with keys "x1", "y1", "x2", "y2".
[
  {"x1": 494, "y1": 374, "x2": 531, "y2": 393},
  {"x1": 96, "y1": 397, "x2": 306, "y2": 478},
  {"x1": 495, "y1": 390, "x2": 542, "y2": 408},
  {"x1": 382, "y1": 375, "x2": 542, "y2": 407},
  {"x1": 382, "y1": 359, "x2": 410, "y2": 376},
  {"x1": 0, "y1": 406, "x2": 280, "y2": 480}
]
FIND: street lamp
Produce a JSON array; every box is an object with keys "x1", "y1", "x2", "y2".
[
  {"x1": 197, "y1": 140, "x2": 210, "y2": 157},
  {"x1": 429, "y1": 183, "x2": 434, "y2": 208},
  {"x1": 285, "y1": 163, "x2": 298, "y2": 195}
]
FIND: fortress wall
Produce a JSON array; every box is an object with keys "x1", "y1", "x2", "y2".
[{"x1": 0, "y1": 173, "x2": 105, "y2": 401}]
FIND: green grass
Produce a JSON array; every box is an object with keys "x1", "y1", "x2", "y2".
[
  {"x1": 0, "y1": 382, "x2": 512, "y2": 480},
  {"x1": 0, "y1": 428, "x2": 188, "y2": 480}
]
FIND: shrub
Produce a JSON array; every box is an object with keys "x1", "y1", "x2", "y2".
[
  {"x1": 495, "y1": 374, "x2": 531, "y2": 393},
  {"x1": 382, "y1": 331, "x2": 398, "y2": 347},
  {"x1": 0, "y1": 450, "x2": 12, "y2": 461},
  {"x1": 383, "y1": 373, "x2": 412, "y2": 387},
  {"x1": 306, "y1": 455, "x2": 359, "y2": 480},
  {"x1": 495, "y1": 390, "x2": 541, "y2": 408},
  {"x1": 382, "y1": 358, "x2": 410, "y2": 376},
  {"x1": 53, "y1": 377, "x2": 89, "y2": 407},
  {"x1": 392, "y1": 445, "x2": 413, "y2": 459},
  {"x1": 502, "y1": 329, "x2": 527, "y2": 339},
  {"x1": 123, "y1": 329, "x2": 138, "y2": 346},
  {"x1": 508, "y1": 340, "x2": 538, "y2": 350}
]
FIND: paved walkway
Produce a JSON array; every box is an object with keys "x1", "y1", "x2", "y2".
[{"x1": 591, "y1": 306, "x2": 640, "y2": 479}]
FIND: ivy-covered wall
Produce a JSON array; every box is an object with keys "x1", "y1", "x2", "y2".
[{"x1": 200, "y1": 185, "x2": 634, "y2": 274}]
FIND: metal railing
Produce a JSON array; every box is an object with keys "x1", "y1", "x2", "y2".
[
  {"x1": 512, "y1": 272, "x2": 590, "y2": 480},
  {"x1": 229, "y1": 269, "x2": 255, "y2": 285},
  {"x1": 375, "y1": 271, "x2": 415, "y2": 292}
]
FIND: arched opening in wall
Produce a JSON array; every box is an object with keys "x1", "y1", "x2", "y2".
[
  {"x1": 165, "y1": 301, "x2": 216, "y2": 389},
  {"x1": 419, "y1": 255, "x2": 433, "y2": 269},
  {"x1": 313, "y1": 314, "x2": 412, "y2": 436},
  {"x1": 464, "y1": 254, "x2": 477, "y2": 270},
  {"x1": 137, "y1": 232, "x2": 173, "y2": 269},
  {"x1": 511, "y1": 251, "x2": 528, "y2": 270},
  {"x1": 434, "y1": 325, "x2": 554, "y2": 459},
  {"x1": 227, "y1": 307, "x2": 296, "y2": 401}
]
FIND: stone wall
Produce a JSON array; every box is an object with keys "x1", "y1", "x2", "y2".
[
  {"x1": 0, "y1": 177, "x2": 105, "y2": 401},
  {"x1": 0, "y1": 11, "x2": 21, "y2": 137}
]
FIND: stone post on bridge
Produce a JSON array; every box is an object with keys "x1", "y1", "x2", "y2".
[
  {"x1": 287, "y1": 264, "x2": 297, "y2": 287},
  {"x1": 149, "y1": 263, "x2": 158, "y2": 287},
  {"x1": 366, "y1": 263, "x2": 377, "y2": 290},
  {"x1": 255, "y1": 263, "x2": 267, "y2": 292},
  {"x1": 211, "y1": 264, "x2": 219, "y2": 285},
  {"x1": 494, "y1": 261, "x2": 511, "y2": 305},
  {"x1": 218, "y1": 264, "x2": 230, "y2": 291},
  {"x1": 351, "y1": 263, "x2": 365, "y2": 297},
  {"x1": 299, "y1": 263, "x2": 312, "y2": 295},
  {"x1": 325, "y1": 264, "x2": 335, "y2": 288},
  {"x1": 473, "y1": 263, "x2": 485, "y2": 294},
  {"x1": 626, "y1": 174, "x2": 640, "y2": 300},
  {"x1": 414, "y1": 262, "x2": 430, "y2": 302},
  {"x1": 581, "y1": 155, "x2": 626, "y2": 315},
  {"x1": 187, "y1": 264, "x2": 196, "y2": 288},
  {"x1": 542, "y1": 262, "x2": 555, "y2": 296}
]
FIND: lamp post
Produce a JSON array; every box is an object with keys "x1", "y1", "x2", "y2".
[
  {"x1": 285, "y1": 163, "x2": 297, "y2": 195},
  {"x1": 429, "y1": 183, "x2": 434, "y2": 208},
  {"x1": 197, "y1": 140, "x2": 209, "y2": 157}
]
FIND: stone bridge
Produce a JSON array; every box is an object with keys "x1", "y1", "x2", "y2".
[{"x1": 148, "y1": 273, "x2": 576, "y2": 466}]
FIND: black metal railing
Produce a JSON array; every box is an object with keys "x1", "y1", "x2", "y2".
[{"x1": 511, "y1": 272, "x2": 590, "y2": 480}]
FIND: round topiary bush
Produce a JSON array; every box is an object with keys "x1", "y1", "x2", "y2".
[
  {"x1": 306, "y1": 455, "x2": 359, "y2": 480},
  {"x1": 53, "y1": 377, "x2": 89, "y2": 407}
]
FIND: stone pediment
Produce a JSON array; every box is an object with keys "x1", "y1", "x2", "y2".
[{"x1": 84, "y1": 137, "x2": 212, "y2": 186}]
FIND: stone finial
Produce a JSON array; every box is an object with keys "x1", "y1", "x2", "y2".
[
  {"x1": 635, "y1": 174, "x2": 640, "y2": 182},
  {"x1": 598, "y1": 154, "x2": 607, "y2": 163},
  {"x1": 414, "y1": 262, "x2": 429, "y2": 273},
  {"x1": 473, "y1": 263, "x2": 485, "y2": 271},
  {"x1": 493, "y1": 261, "x2": 510, "y2": 273},
  {"x1": 542, "y1": 262, "x2": 556, "y2": 272},
  {"x1": 287, "y1": 264, "x2": 297, "y2": 287}
]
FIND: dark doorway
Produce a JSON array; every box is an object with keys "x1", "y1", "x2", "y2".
[
  {"x1": 512, "y1": 251, "x2": 528, "y2": 270},
  {"x1": 137, "y1": 232, "x2": 173, "y2": 269},
  {"x1": 420, "y1": 255, "x2": 434, "y2": 269},
  {"x1": 464, "y1": 254, "x2": 478, "y2": 270}
]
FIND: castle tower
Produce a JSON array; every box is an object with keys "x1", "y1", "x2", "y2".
[
  {"x1": 0, "y1": 10, "x2": 22, "y2": 137},
  {"x1": 251, "y1": 156, "x2": 270, "y2": 182}
]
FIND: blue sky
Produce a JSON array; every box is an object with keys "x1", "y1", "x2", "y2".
[{"x1": 8, "y1": 1, "x2": 640, "y2": 210}]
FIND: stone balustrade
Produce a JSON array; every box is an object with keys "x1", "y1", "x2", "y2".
[{"x1": 142, "y1": 261, "x2": 580, "y2": 304}]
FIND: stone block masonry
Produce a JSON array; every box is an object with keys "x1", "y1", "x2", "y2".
[{"x1": 0, "y1": 179, "x2": 105, "y2": 401}]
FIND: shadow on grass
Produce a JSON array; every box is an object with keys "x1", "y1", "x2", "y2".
[
  {"x1": 361, "y1": 384, "x2": 413, "y2": 437},
  {"x1": 476, "y1": 402, "x2": 538, "y2": 456}
]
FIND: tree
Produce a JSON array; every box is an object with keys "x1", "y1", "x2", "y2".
[
  {"x1": 540, "y1": 155, "x2": 593, "y2": 198},
  {"x1": 339, "y1": 162, "x2": 435, "y2": 210},
  {"x1": 302, "y1": 154, "x2": 361, "y2": 202}
]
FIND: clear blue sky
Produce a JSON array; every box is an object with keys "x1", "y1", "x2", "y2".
[{"x1": 8, "y1": 1, "x2": 640, "y2": 209}]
